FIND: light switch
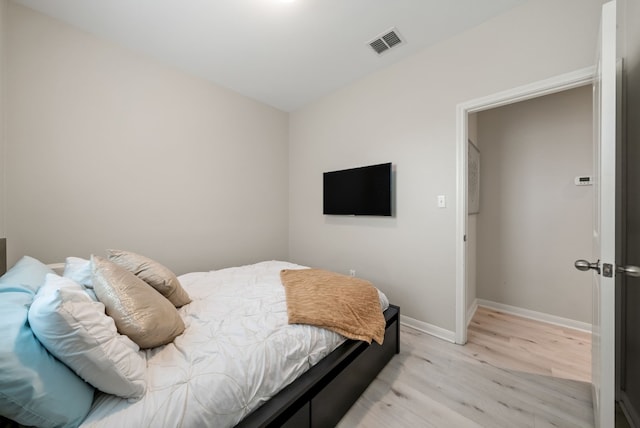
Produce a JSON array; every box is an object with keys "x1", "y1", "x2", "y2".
[{"x1": 437, "y1": 195, "x2": 446, "y2": 208}]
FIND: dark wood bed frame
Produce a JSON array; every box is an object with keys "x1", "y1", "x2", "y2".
[{"x1": 236, "y1": 304, "x2": 400, "y2": 428}]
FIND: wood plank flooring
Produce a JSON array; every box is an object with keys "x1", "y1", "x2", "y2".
[{"x1": 337, "y1": 307, "x2": 593, "y2": 428}]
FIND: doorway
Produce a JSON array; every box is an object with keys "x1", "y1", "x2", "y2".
[
  {"x1": 455, "y1": 66, "x2": 595, "y2": 344},
  {"x1": 472, "y1": 85, "x2": 593, "y2": 333}
]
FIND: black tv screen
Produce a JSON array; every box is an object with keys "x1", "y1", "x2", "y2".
[{"x1": 323, "y1": 162, "x2": 392, "y2": 216}]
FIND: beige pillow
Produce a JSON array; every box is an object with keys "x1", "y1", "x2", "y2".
[
  {"x1": 106, "y1": 249, "x2": 191, "y2": 307},
  {"x1": 91, "y1": 255, "x2": 185, "y2": 349}
]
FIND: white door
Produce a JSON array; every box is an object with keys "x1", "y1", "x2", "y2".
[{"x1": 588, "y1": 1, "x2": 617, "y2": 426}]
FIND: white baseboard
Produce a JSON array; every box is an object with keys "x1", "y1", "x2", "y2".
[
  {"x1": 466, "y1": 299, "x2": 478, "y2": 327},
  {"x1": 400, "y1": 315, "x2": 456, "y2": 343},
  {"x1": 476, "y1": 299, "x2": 591, "y2": 333}
]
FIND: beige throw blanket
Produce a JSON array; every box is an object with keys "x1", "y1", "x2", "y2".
[{"x1": 280, "y1": 269, "x2": 385, "y2": 345}]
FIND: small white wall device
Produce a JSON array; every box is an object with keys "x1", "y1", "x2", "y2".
[{"x1": 574, "y1": 176, "x2": 593, "y2": 186}]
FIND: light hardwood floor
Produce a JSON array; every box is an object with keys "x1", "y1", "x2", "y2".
[{"x1": 337, "y1": 307, "x2": 593, "y2": 428}]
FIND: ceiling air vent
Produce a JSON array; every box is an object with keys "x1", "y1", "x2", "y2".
[{"x1": 368, "y1": 28, "x2": 404, "y2": 55}]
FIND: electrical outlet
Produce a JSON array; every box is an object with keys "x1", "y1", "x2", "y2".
[{"x1": 349, "y1": 269, "x2": 356, "y2": 277}]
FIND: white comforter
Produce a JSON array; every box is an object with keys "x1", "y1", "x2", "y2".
[{"x1": 81, "y1": 261, "x2": 386, "y2": 428}]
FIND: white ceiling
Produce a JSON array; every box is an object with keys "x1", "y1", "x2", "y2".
[{"x1": 14, "y1": 0, "x2": 527, "y2": 112}]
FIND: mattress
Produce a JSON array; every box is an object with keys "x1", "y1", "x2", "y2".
[{"x1": 80, "y1": 261, "x2": 387, "y2": 428}]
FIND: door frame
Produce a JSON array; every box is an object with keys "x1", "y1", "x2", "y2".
[{"x1": 454, "y1": 66, "x2": 595, "y2": 344}]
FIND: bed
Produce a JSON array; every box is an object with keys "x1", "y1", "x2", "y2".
[{"x1": 0, "y1": 251, "x2": 399, "y2": 428}]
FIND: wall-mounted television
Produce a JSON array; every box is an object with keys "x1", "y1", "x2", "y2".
[{"x1": 323, "y1": 162, "x2": 392, "y2": 216}]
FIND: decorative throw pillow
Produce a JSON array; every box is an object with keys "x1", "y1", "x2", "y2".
[
  {"x1": 0, "y1": 255, "x2": 55, "y2": 292},
  {"x1": 106, "y1": 249, "x2": 191, "y2": 307},
  {"x1": 0, "y1": 285, "x2": 93, "y2": 427},
  {"x1": 91, "y1": 256, "x2": 185, "y2": 349},
  {"x1": 28, "y1": 274, "x2": 147, "y2": 399}
]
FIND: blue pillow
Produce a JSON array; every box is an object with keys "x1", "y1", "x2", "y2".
[
  {"x1": 0, "y1": 256, "x2": 55, "y2": 292},
  {"x1": 0, "y1": 285, "x2": 94, "y2": 427}
]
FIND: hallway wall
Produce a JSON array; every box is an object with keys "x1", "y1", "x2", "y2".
[{"x1": 476, "y1": 85, "x2": 593, "y2": 323}]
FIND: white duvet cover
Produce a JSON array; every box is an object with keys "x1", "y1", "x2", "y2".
[{"x1": 81, "y1": 261, "x2": 386, "y2": 428}]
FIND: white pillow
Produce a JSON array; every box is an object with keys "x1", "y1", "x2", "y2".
[
  {"x1": 63, "y1": 256, "x2": 93, "y2": 288},
  {"x1": 28, "y1": 274, "x2": 147, "y2": 400}
]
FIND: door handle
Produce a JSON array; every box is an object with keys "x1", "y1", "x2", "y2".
[
  {"x1": 575, "y1": 259, "x2": 601, "y2": 274},
  {"x1": 616, "y1": 265, "x2": 640, "y2": 278}
]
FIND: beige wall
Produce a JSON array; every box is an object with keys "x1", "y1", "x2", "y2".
[
  {"x1": 2, "y1": 0, "x2": 604, "y2": 330},
  {"x1": 0, "y1": 0, "x2": 6, "y2": 238},
  {"x1": 289, "y1": 0, "x2": 603, "y2": 331},
  {"x1": 476, "y1": 86, "x2": 593, "y2": 323},
  {"x1": 6, "y1": 3, "x2": 289, "y2": 273}
]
